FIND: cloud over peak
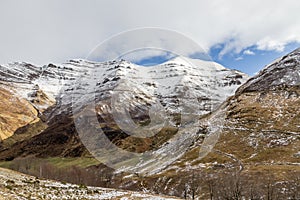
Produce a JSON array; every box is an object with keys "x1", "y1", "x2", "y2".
[{"x1": 0, "y1": 0, "x2": 299, "y2": 65}]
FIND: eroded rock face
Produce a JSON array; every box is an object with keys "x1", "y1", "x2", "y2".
[{"x1": 0, "y1": 87, "x2": 38, "y2": 140}]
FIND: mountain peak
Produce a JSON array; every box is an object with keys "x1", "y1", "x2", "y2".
[{"x1": 161, "y1": 56, "x2": 227, "y2": 71}]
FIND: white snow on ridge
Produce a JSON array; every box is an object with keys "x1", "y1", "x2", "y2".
[{"x1": 0, "y1": 57, "x2": 249, "y2": 116}]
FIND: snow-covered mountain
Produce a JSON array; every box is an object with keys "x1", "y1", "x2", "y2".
[
  {"x1": 0, "y1": 56, "x2": 248, "y2": 142},
  {"x1": 0, "y1": 56, "x2": 249, "y2": 174},
  {"x1": 0, "y1": 61, "x2": 90, "y2": 102},
  {"x1": 1, "y1": 56, "x2": 248, "y2": 115}
]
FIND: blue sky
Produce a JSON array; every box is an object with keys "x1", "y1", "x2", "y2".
[
  {"x1": 135, "y1": 41, "x2": 300, "y2": 76},
  {"x1": 210, "y1": 42, "x2": 300, "y2": 75}
]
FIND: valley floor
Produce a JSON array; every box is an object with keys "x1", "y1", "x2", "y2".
[{"x1": 0, "y1": 167, "x2": 181, "y2": 200}]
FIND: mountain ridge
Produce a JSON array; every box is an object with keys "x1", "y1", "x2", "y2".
[{"x1": 0, "y1": 57, "x2": 248, "y2": 141}]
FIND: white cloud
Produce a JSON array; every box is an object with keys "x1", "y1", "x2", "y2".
[
  {"x1": 256, "y1": 37, "x2": 286, "y2": 52},
  {"x1": 87, "y1": 28, "x2": 207, "y2": 62},
  {"x1": 235, "y1": 56, "x2": 244, "y2": 61},
  {"x1": 243, "y1": 50, "x2": 255, "y2": 55},
  {"x1": 0, "y1": 0, "x2": 299, "y2": 65}
]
